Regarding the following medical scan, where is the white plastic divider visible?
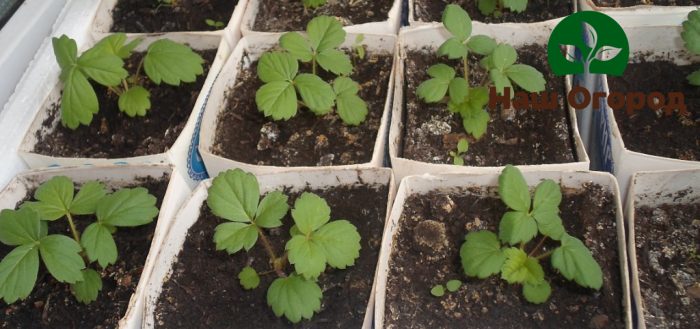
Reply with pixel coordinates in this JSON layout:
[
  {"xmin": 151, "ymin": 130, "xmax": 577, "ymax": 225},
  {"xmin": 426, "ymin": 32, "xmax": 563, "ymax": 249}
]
[
  {"xmin": 240, "ymin": 0, "xmax": 402, "ymax": 36},
  {"xmin": 625, "ymin": 168, "xmax": 700, "ymax": 329},
  {"xmin": 141, "ymin": 168, "xmax": 396, "ymax": 328},
  {"xmin": 374, "ymin": 170, "xmax": 632, "ymax": 329},
  {"xmin": 596, "ymin": 22, "xmax": 700, "ymax": 201},
  {"xmin": 0, "ymin": 164, "xmax": 192, "ymax": 329},
  {"xmin": 408, "ymin": 0, "xmax": 577, "ymax": 27},
  {"xmin": 579, "ymin": 0, "xmax": 695, "ymax": 26},
  {"xmin": 198, "ymin": 33, "xmax": 397, "ymax": 177},
  {"xmin": 389, "ymin": 23, "xmax": 590, "ymax": 181}
]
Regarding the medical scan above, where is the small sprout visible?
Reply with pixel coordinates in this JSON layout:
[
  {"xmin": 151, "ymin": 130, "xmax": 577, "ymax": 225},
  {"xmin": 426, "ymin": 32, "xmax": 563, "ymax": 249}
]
[
  {"xmin": 207, "ymin": 169, "xmax": 362, "ymax": 323},
  {"xmin": 682, "ymin": 9, "xmax": 700, "ymax": 86},
  {"xmin": 0, "ymin": 176, "xmax": 158, "ymax": 304},
  {"xmin": 459, "ymin": 165, "xmax": 603, "ymax": 304},
  {"xmin": 353, "ymin": 34, "xmax": 366, "ymax": 60},
  {"xmin": 430, "ymin": 284, "xmax": 445, "ymax": 297},
  {"xmin": 238, "ymin": 266, "xmax": 260, "ymax": 290},
  {"xmin": 205, "ymin": 18, "xmax": 225, "ymax": 29},
  {"xmin": 302, "ymin": 0, "xmax": 327, "ymax": 9},
  {"xmin": 449, "ymin": 138, "xmax": 469, "ymax": 165},
  {"xmin": 446, "ymin": 279, "xmax": 462, "ymax": 292},
  {"xmin": 478, "ymin": 0, "xmax": 528, "ymax": 17}
]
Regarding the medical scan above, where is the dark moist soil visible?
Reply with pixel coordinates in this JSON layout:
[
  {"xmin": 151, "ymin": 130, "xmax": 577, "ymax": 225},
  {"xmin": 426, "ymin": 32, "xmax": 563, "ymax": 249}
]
[
  {"xmin": 592, "ymin": 0, "xmax": 700, "ymax": 7},
  {"xmin": 634, "ymin": 201, "xmax": 700, "ymax": 328},
  {"xmin": 413, "ymin": 0, "xmax": 571, "ymax": 24},
  {"xmin": 0, "ymin": 175, "xmax": 170, "ymax": 329},
  {"xmin": 607, "ymin": 61, "xmax": 700, "ymax": 161},
  {"xmin": 33, "ymin": 50, "xmax": 216, "ymax": 159},
  {"xmin": 110, "ymin": 0, "xmax": 238, "ymax": 33},
  {"xmin": 402, "ymin": 44, "xmax": 577, "ymax": 166},
  {"xmin": 385, "ymin": 184, "xmax": 625, "ymax": 328},
  {"xmin": 252, "ymin": 0, "xmax": 394, "ymax": 32},
  {"xmin": 153, "ymin": 184, "xmax": 389, "ymax": 328},
  {"xmin": 212, "ymin": 51, "xmax": 392, "ymax": 167}
]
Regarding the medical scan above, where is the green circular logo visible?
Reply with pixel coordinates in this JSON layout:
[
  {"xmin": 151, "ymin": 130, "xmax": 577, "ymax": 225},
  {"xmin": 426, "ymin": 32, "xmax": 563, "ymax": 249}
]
[{"xmin": 548, "ymin": 11, "xmax": 629, "ymax": 76}]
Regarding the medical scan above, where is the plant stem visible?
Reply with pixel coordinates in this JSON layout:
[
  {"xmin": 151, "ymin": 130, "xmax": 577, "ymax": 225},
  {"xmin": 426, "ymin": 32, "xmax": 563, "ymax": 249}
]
[
  {"xmin": 256, "ymin": 226, "xmax": 287, "ymax": 277},
  {"xmin": 528, "ymin": 236, "xmax": 548, "ymax": 257},
  {"xmin": 535, "ymin": 250, "xmax": 553, "ymax": 260},
  {"xmin": 312, "ymin": 57, "xmax": 317, "ymax": 75},
  {"xmin": 108, "ymin": 86, "xmax": 123, "ymax": 96},
  {"xmin": 462, "ymin": 56, "xmax": 469, "ymax": 82},
  {"xmin": 65, "ymin": 213, "xmax": 81, "ymax": 244},
  {"xmin": 135, "ymin": 57, "xmax": 145, "ymax": 80},
  {"xmin": 122, "ymin": 79, "xmax": 129, "ymax": 92}
]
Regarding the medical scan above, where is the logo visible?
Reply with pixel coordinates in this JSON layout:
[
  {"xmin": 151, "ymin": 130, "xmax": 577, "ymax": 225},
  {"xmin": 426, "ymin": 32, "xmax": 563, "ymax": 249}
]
[{"xmin": 548, "ymin": 11, "xmax": 629, "ymax": 76}]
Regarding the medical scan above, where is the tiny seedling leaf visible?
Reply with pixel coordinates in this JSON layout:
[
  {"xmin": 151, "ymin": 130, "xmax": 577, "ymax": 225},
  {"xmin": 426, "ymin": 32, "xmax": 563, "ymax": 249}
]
[
  {"xmin": 430, "ymin": 284, "xmax": 445, "ymax": 297},
  {"xmin": 503, "ymin": 0, "xmax": 527, "ymax": 12},
  {"xmin": 214, "ymin": 222, "xmax": 259, "ymax": 254},
  {"xmin": 238, "ymin": 266, "xmax": 260, "ymax": 290},
  {"xmin": 81, "ymin": 223, "xmax": 118, "ymax": 268},
  {"xmin": 0, "ymin": 244, "xmax": 39, "ymax": 303},
  {"xmin": 71, "ymin": 269, "xmax": 103, "ymax": 304},
  {"xmin": 118, "ymin": 86, "xmax": 151, "ymax": 117},
  {"xmin": 688, "ymin": 69, "xmax": 700, "ymax": 86},
  {"xmin": 501, "ymin": 247, "xmax": 544, "ymax": 285},
  {"xmin": 291, "ymin": 193, "xmax": 331, "ymax": 235},
  {"xmin": 523, "ymin": 280, "xmax": 551, "ymax": 304},
  {"xmin": 457, "ymin": 138, "xmax": 469, "ymax": 153},
  {"xmin": 551, "ymin": 234, "xmax": 603, "ymax": 289},
  {"xmin": 498, "ymin": 165, "xmax": 531, "ymax": 212},
  {"xmin": 460, "ymin": 98, "xmax": 490, "ymax": 139},
  {"xmin": 446, "ymin": 280, "xmax": 462, "ymax": 292},
  {"xmin": 39, "ymin": 235, "xmax": 85, "ymax": 283},
  {"xmin": 207, "ymin": 169, "xmax": 260, "ymax": 223},
  {"xmin": 267, "ymin": 274, "xmax": 322, "ymax": 323},
  {"xmin": 682, "ymin": 10, "xmax": 700, "ymax": 55},
  {"xmin": 96, "ymin": 188, "xmax": 158, "ymax": 227},
  {"xmin": 478, "ymin": 0, "xmax": 497, "ymax": 15},
  {"xmin": 460, "ymin": 230, "xmax": 506, "ymax": 278},
  {"xmin": 144, "ymin": 39, "xmax": 204, "ymax": 85}
]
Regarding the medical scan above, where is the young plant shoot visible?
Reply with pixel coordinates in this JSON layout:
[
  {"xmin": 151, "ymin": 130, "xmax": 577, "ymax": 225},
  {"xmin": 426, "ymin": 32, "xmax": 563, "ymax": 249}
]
[
  {"xmin": 682, "ymin": 9, "xmax": 700, "ymax": 86},
  {"xmin": 450, "ymin": 138, "xmax": 469, "ymax": 165},
  {"xmin": 302, "ymin": 0, "xmax": 327, "ymax": 9},
  {"xmin": 460, "ymin": 165, "xmax": 603, "ymax": 303},
  {"xmin": 256, "ymin": 16, "xmax": 368, "ymax": 125},
  {"xmin": 0, "ymin": 176, "xmax": 159, "ymax": 304},
  {"xmin": 417, "ymin": 5, "xmax": 545, "ymax": 145},
  {"xmin": 478, "ymin": 0, "xmax": 528, "ymax": 17},
  {"xmin": 52, "ymin": 33, "xmax": 204, "ymax": 129},
  {"xmin": 206, "ymin": 169, "xmax": 361, "ymax": 323}
]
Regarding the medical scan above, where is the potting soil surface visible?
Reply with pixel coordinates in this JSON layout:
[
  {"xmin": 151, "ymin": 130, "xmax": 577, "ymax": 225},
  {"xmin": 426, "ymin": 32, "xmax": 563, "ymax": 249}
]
[
  {"xmin": 110, "ymin": 0, "xmax": 238, "ymax": 32},
  {"xmin": 592, "ymin": 0, "xmax": 700, "ymax": 7},
  {"xmin": 413, "ymin": 0, "xmax": 571, "ymax": 24}
]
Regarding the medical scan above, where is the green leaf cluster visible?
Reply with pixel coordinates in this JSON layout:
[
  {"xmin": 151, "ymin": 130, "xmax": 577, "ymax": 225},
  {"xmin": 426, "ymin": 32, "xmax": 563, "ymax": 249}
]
[
  {"xmin": 449, "ymin": 138, "xmax": 469, "ymax": 165},
  {"xmin": 206, "ymin": 169, "xmax": 362, "ymax": 323},
  {"xmin": 416, "ymin": 4, "xmax": 545, "ymax": 147},
  {"xmin": 478, "ymin": 0, "xmax": 528, "ymax": 17},
  {"xmin": 302, "ymin": 0, "xmax": 327, "ymax": 9},
  {"xmin": 682, "ymin": 9, "xmax": 700, "ymax": 85},
  {"xmin": 0, "ymin": 176, "xmax": 159, "ymax": 304},
  {"xmin": 52, "ymin": 34, "xmax": 204, "ymax": 129},
  {"xmin": 459, "ymin": 165, "xmax": 603, "ymax": 304},
  {"xmin": 256, "ymin": 16, "xmax": 368, "ymax": 125}
]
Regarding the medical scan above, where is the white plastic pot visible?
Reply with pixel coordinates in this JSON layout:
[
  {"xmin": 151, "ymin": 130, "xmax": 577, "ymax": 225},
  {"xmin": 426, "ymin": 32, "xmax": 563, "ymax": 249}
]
[
  {"xmin": 594, "ymin": 23, "xmax": 700, "ymax": 201},
  {"xmin": 198, "ymin": 33, "xmax": 397, "ymax": 177},
  {"xmin": 141, "ymin": 168, "xmax": 396, "ymax": 328},
  {"xmin": 580, "ymin": 0, "xmax": 695, "ymax": 26},
  {"xmin": 240, "ymin": 0, "xmax": 402, "ymax": 36},
  {"xmin": 389, "ymin": 24, "xmax": 590, "ymax": 181},
  {"xmin": 408, "ymin": 0, "xmax": 576, "ymax": 26},
  {"xmin": 625, "ymin": 168, "xmax": 700, "ymax": 329},
  {"xmin": 374, "ymin": 170, "xmax": 632, "ymax": 328},
  {"xmin": 0, "ymin": 164, "xmax": 192, "ymax": 329}
]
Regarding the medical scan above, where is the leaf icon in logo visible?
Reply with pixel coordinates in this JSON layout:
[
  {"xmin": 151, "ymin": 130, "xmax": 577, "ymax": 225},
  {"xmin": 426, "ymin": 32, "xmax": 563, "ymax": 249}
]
[
  {"xmin": 594, "ymin": 46, "xmax": 622, "ymax": 61},
  {"xmin": 560, "ymin": 44, "xmax": 578, "ymax": 62},
  {"xmin": 583, "ymin": 22, "xmax": 597, "ymax": 49}
]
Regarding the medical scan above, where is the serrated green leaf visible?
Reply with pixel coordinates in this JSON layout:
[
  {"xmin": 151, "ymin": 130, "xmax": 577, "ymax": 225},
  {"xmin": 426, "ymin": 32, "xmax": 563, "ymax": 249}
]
[
  {"xmin": 460, "ymin": 101, "xmax": 490, "ymax": 139},
  {"xmin": 267, "ymin": 274, "xmax": 322, "ymax": 323},
  {"xmin": 478, "ymin": 0, "xmax": 497, "ymax": 15},
  {"xmin": 118, "ymin": 86, "xmax": 151, "ymax": 117},
  {"xmin": 438, "ymin": 37, "xmax": 468, "ymax": 59},
  {"xmin": 460, "ymin": 231, "xmax": 505, "ymax": 278},
  {"xmin": 503, "ymin": 0, "xmax": 528, "ymax": 12},
  {"xmin": 307, "ymin": 16, "xmax": 345, "ymax": 52},
  {"xmin": 688, "ymin": 69, "xmax": 700, "ymax": 86},
  {"xmin": 213, "ymin": 222, "xmax": 259, "ymax": 254},
  {"xmin": 499, "ymin": 211, "xmax": 537, "ymax": 245},
  {"xmin": 430, "ymin": 284, "xmax": 445, "ymax": 297},
  {"xmin": 453, "ymin": 155, "xmax": 464, "ymax": 166},
  {"xmin": 254, "ymin": 191, "xmax": 288, "ymax": 228},
  {"xmin": 70, "ymin": 181, "xmax": 107, "ymax": 215},
  {"xmin": 682, "ymin": 10, "xmax": 700, "ymax": 54},
  {"xmin": 0, "ymin": 208, "xmax": 44, "ymax": 246},
  {"xmin": 286, "ymin": 235, "xmax": 326, "ymax": 280},
  {"xmin": 490, "ymin": 68, "xmax": 512, "ymax": 96},
  {"xmin": 144, "ymin": 39, "xmax": 204, "ymax": 85},
  {"xmin": 506, "ymin": 64, "xmax": 546, "ymax": 93},
  {"xmin": 256, "ymin": 81, "xmax": 298, "ymax": 120},
  {"xmin": 334, "ymin": 77, "xmax": 367, "ymax": 125},
  {"xmin": 71, "ymin": 268, "xmax": 102, "ymax": 304},
  {"xmin": 258, "ymin": 52, "xmax": 299, "ymax": 83},
  {"xmin": 280, "ymin": 32, "xmax": 313, "ymax": 62},
  {"xmin": 60, "ymin": 67, "xmax": 98, "ymax": 129},
  {"xmin": 0, "ymin": 244, "xmax": 39, "ymax": 303},
  {"xmin": 467, "ymin": 35, "xmax": 497, "ymax": 55},
  {"xmin": 501, "ymin": 247, "xmax": 544, "ymax": 285},
  {"xmin": 39, "ymin": 235, "xmax": 85, "ymax": 283},
  {"xmin": 238, "ymin": 266, "xmax": 260, "ymax": 290},
  {"xmin": 532, "ymin": 208, "xmax": 565, "ymax": 240},
  {"xmin": 457, "ymin": 138, "xmax": 468, "ymax": 153},
  {"xmin": 449, "ymin": 77, "xmax": 469, "ymax": 103},
  {"xmin": 492, "ymin": 44, "xmax": 517, "ymax": 71},
  {"xmin": 313, "ymin": 220, "xmax": 360, "ymax": 269},
  {"xmin": 446, "ymin": 279, "xmax": 462, "ymax": 292},
  {"xmin": 81, "ymin": 223, "xmax": 117, "ymax": 268},
  {"xmin": 551, "ymin": 234, "xmax": 603, "ymax": 289},
  {"xmin": 92, "ymin": 34, "xmax": 142, "ymax": 59},
  {"xmin": 333, "ymin": 76, "xmax": 359, "ymax": 95},
  {"xmin": 76, "ymin": 47, "xmax": 128, "ymax": 87},
  {"xmin": 294, "ymin": 74, "xmax": 335, "ymax": 115},
  {"xmin": 53, "ymin": 35, "xmax": 78, "ymax": 72},
  {"xmin": 417, "ymin": 64, "xmax": 455, "ymax": 103},
  {"xmin": 291, "ymin": 193, "xmax": 331, "ymax": 235},
  {"xmin": 96, "ymin": 188, "xmax": 158, "ymax": 227},
  {"xmin": 498, "ymin": 165, "xmax": 531, "ymax": 212},
  {"xmin": 532, "ymin": 180, "xmax": 561, "ymax": 211},
  {"xmin": 32, "ymin": 176, "xmax": 74, "ymax": 221},
  {"xmin": 428, "ymin": 63, "xmax": 456, "ymax": 80},
  {"xmin": 303, "ymin": 0, "xmax": 327, "ymax": 8},
  {"xmin": 317, "ymin": 49, "xmax": 352, "ymax": 75},
  {"xmin": 442, "ymin": 4, "xmax": 472, "ymax": 40},
  {"xmin": 523, "ymin": 280, "xmax": 551, "ymax": 304},
  {"xmin": 207, "ymin": 169, "xmax": 260, "ymax": 223}
]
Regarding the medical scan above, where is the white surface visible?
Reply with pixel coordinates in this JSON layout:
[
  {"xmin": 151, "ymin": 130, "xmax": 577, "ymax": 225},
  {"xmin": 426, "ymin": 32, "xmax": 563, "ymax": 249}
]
[
  {"xmin": 408, "ymin": 0, "xmax": 577, "ymax": 26},
  {"xmin": 199, "ymin": 32, "xmax": 396, "ymax": 177},
  {"xmin": 142, "ymin": 168, "xmax": 396, "ymax": 328},
  {"xmin": 389, "ymin": 23, "xmax": 590, "ymax": 181},
  {"xmin": 580, "ymin": 0, "xmax": 695, "ymax": 26},
  {"xmin": 374, "ymin": 170, "xmax": 632, "ymax": 329}
]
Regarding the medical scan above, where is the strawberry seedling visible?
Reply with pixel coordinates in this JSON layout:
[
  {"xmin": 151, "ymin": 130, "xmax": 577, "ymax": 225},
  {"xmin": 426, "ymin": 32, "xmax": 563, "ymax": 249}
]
[
  {"xmin": 682, "ymin": 9, "xmax": 700, "ymax": 86},
  {"xmin": 449, "ymin": 138, "xmax": 469, "ymax": 165},
  {"xmin": 478, "ymin": 0, "xmax": 528, "ymax": 17}
]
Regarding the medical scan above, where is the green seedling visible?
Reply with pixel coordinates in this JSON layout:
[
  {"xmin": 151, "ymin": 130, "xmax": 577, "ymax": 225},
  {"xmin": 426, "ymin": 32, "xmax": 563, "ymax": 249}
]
[
  {"xmin": 477, "ymin": 0, "xmax": 528, "ymax": 17},
  {"xmin": 353, "ymin": 34, "xmax": 366, "ymax": 60},
  {"xmin": 459, "ymin": 165, "xmax": 603, "ymax": 303},
  {"xmin": 682, "ymin": 9, "xmax": 700, "ymax": 86},
  {"xmin": 256, "ymin": 16, "xmax": 368, "ymax": 125},
  {"xmin": 0, "ymin": 176, "xmax": 159, "ymax": 304},
  {"xmin": 205, "ymin": 18, "xmax": 225, "ymax": 29},
  {"xmin": 207, "ymin": 169, "xmax": 361, "ymax": 323},
  {"xmin": 417, "ymin": 4, "xmax": 545, "ymax": 143},
  {"xmin": 449, "ymin": 138, "xmax": 469, "ymax": 165},
  {"xmin": 52, "ymin": 33, "xmax": 204, "ymax": 129},
  {"xmin": 430, "ymin": 279, "xmax": 462, "ymax": 297},
  {"xmin": 302, "ymin": 0, "xmax": 327, "ymax": 9}
]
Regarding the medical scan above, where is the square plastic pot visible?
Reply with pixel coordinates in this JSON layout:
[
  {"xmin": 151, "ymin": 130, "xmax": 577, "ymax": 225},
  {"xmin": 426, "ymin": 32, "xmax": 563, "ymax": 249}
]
[{"xmin": 580, "ymin": 0, "xmax": 696, "ymax": 26}]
